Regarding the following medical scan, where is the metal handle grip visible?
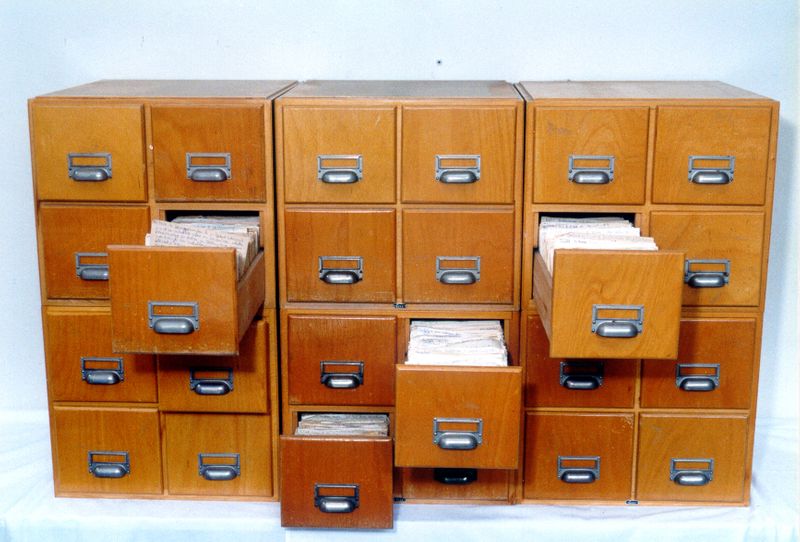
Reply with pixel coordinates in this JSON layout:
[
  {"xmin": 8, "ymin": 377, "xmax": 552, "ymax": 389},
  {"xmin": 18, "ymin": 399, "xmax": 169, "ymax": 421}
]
[
  {"xmin": 320, "ymin": 361, "xmax": 364, "ymax": 389},
  {"xmin": 81, "ymin": 357, "xmax": 124, "ymax": 385},
  {"xmin": 148, "ymin": 301, "xmax": 199, "ymax": 335},
  {"xmin": 569, "ymin": 155, "xmax": 614, "ymax": 185},
  {"xmin": 685, "ymin": 259, "xmax": 730, "ymax": 289},
  {"xmin": 314, "ymin": 484, "xmax": 359, "ymax": 514},
  {"xmin": 190, "ymin": 169, "xmax": 228, "ymax": 182},
  {"xmin": 68, "ymin": 153, "xmax": 112, "ymax": 182},
  {"xmin": 592, "ymin": 305, "xmax": 643, "ymax": 338},
  {"xmin": 88, "ymin": 451, "xmax": 129, "ymax": 479},
  {"xmin": 438, "ymin": 271, "xmax": 478, "ymax": 285},
  {"xmin": 671, "ymin": 458, "xmax": 714, "ymax": 486},
  {"xmin": 318, "ymin": 256, "xmax": 363, "ymax": 285},
  {"xmin": 434, "ymin": 468, "xmax": 477, "ymax": 485},
  {"xmin": 433, "ymin": 418, "xmax": 483, "ymax": 451},
  {"xmin": 75, "ymin": 252, "xmax": 109, "ymax": 281},
  {"xmin": 688, "ymin": 155, "xmax": 734, "ymax": 185},
  {"xmin": 321, "ymin": 171, "xmax": 359, "ymax": 184},
  {"xmin": 186, "ymin": 153, "xmax": 231, "ymax": 182},
  {"xmin": 436, "ymin": 155, "xmax": 481, "ymax": 184},
  {"xmin": 560, "ymin": 361, "xmax": 604, "ymax": 390},
  {"xmin": 676, "ymin": 364, "xmax": 720, "ymax": 392},
  {"xmin": 190, "ymin": 368, "xmax": 234, "ymax": 396},
  {"xmin": 558, "ymin": 456, "xmax": 600, "ymax": 484},
  {"xmin": 317, "ymin": 155, "xmax": 363, "ymax": 184},
  {"xmin": 198, "ymin": 453, "xmax": 240, "ymax": 481},
  {"xmin": 436, "ymin": 256, "xmax": 480, "ymax": 285}
]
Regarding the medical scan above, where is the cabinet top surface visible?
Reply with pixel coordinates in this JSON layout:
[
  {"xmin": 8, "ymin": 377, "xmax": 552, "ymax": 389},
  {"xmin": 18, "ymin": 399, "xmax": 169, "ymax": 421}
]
[
  {"xmin": 518, "ymin": 81, "xmax": 772, "ymax": 101},
  {"xmin": 280, "ymin": 80, "xmax": 521, "ymax": 99},
  {"xmin": 37, "ymin": 80, "xmax": 297, "ymax": 99}
]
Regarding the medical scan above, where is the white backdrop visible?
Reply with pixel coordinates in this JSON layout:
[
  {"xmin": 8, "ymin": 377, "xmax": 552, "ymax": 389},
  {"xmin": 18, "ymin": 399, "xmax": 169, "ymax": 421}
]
[{"xmin": 0, "ymin": 1, "xmax": 796, "ymax": 426}]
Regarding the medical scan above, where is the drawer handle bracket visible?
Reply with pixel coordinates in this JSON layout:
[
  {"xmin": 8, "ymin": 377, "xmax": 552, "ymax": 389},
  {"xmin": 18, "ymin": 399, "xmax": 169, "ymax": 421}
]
[
  {"xmin": 671, "ymin": 458, "xmax": 714, "ymax": 486},
  {"xmin": 190, "ymin": 368, "xmax": 234, "ymax": 395},
  {"xmin": 560, "ymin": 360, "xmax": 604, "ymax": 390},
  {"xmin": 148, "ymin": 301, "xmax": 199, "ymax": 335},
  {"xmin": 433, "ymin": 467, "xmax": 478, "ymax": 485},
  {"xmin": 186, "ymin": 152, "xmax": 231, "ymax": 182},
  {"xmin": 318, "ymin": 256, "xmax": 363, "ymax": 285},
  {"xmin": 320, "ymin": 361, "xmax": 364, "ymax": 389},
  {"xmin": 568, "ymin": 155, "xmax": 614, "ymax": 185},
  {"xmin": 433, "ymin": 417, "xmax": 483, "ymax": 450},
  {"xmin": 435, "ymin": 154, "xmax": 481, "ymax": 184},
  {"xmin": 684, "ymin": 259, "xmax": 730, "ymax": 288},
  {"xmin": 558, "ymin": 456, "xmax": 600, "ymax": 484},
  {"xmin": 436, "ymin": 256, "xmax": 480, "ymax": 285},
  {"xmin": 591, "ymin": 304, "xmax": 643, "ymax": 338},
  {"xmin": 88, "ymin": 450, "xmax": 129, "ymax": 479},
  {"xmin": 68, "ymin": 152, "xmax": 112, "ymax": 182},
  {"xmin": 317, "ymin": 154, "xmax": 363, "ymax": 184},
  {"xmin": 75, "ymin": 252, "xmax": 109, "ymax": 281},
  {"xmin": 81, "ymin": 357, "xmax": 124, "ymax": 385},
  {"xmin": 314, "ymin": 483, "xmax": 359, "ymax": 514},
  {"xmin": 676, "ymin": 364, "xmax": 720, "ymax": 392},
  {"xmin": 198, "ymin": 453, "xmax": 240, "ymax": 481},
  {"xmin": 688, "ymin": 155, "xmax": 734, "ymax": 185}
]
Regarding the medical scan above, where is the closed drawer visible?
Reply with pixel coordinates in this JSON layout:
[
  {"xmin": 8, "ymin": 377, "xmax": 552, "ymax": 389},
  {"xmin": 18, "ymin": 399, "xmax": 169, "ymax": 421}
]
[
  {"xmin": 400, "ymin": 468, "xmax": 510, "ymax": 501},
  {"xmin": 287, "ymin": 315, "xmax": 396, "ymax": 406},
  {"xmin": 281, "ymin": 106, "xmax": 396, "ymax": 203},
  {"xmin": 52, "ymin": 406, "xmax": 162, "ymax": 495},
  {"xmin": 284, "ymin": 209, "xmax": 396, "ymax": 303},
  {"xmin": 524, "ymin": 314, "xmax": 635, "ymax": 408},
  {"xmin": 109, "ymin": 246, "xmax": 265, "ymax": 355},
  {"xmin": 151, "ymin": 105, "xmax": 266, "ymax": 202},
  {"xmin": 401, "ymin": 106, "xmax": 517, "ymax": 204},
  {"xmin": 641, "ymin": 318, "xmax": 756, "ymax": 410},
  {"xmin": 158, "ymin": 320, "xmax": 269, "ymax": 413},
  {"xmin": 532, "ymin": 107, "xmax": 648, "ymax": 204},
  {"xmin": 395, "ymin": 365, "xmax": 521, "ymax": 469},
  {"xmin": 650, "ymin": 212, "xmax": 765, "ymax": 307},
  {"xmin": 30, "ymin": 103, "xmax": 146, "ymax": 202},
  {"xmin": 523, "ymin": 413, "xmax": 633, "ymax": 501},
  {"xmin": 402, "ymin": 209, "xmax": 515, "ymax": 304},
  {"xmin": 653, "ymin": 106, "xmax": 772, "ymax": 205},
  {"xmin": 164, "ymin": 413, "xmax": 272, "ymax": 497},
  {"xmin": 39, "ymin": 205, "xmax": 149, "ymax": 299},
  {"xmin": 281, "ymin": 436, "xmax": 393, "ymax": 529},
  {"xmin": 636, "ymin": 414, "xmax": 748, "ymax": 503},
  {"xmin": 532, "ymin": 249, "xmax": 683, "ymax": 359},
  {"xmin": 44, "ymin": 307, "xmax": 156, "ymax": 403}
]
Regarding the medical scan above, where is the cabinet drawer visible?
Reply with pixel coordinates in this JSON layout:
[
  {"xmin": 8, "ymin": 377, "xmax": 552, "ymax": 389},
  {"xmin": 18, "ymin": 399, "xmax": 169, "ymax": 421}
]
[
  {"xmin": 30, "ymin": 103, "xmax": 146, "ymax": 202},
  {"xmin": 401, "ymin": 106, "xmax": 517, "ymax": 204},
  {"xmin": 151, "ymin": 105, "xmax": 266, "ymax": 202},
  {"xmin": 653, "ymin": 106, "xmax": 772, "ymax": 204},
  {"xmin": 650, "ymin": 212, "xmax": 765, "ymax": 307},
  {"xmin": 39, "ymin": 205, "xmax": 149, "ymax": 299},
  {"xmin": 287, "ymin": 315, "xmax": 396, "ymax": 406},
  {"xmin": 524, "ymin": 314, "xmax": 635, "ymax": 408},
  {"xmin": 523, "ymin": 413, "xmax": 633, "ymax": 501},
  {"xmin": 636, "ymin": 414, "xmax": 748, "ymax": 503},
  {"xmin": 284, "ymin": 209, "xmax": 396, "ymax": 303},
  {"xmin": 281, "ymin": 106, "xmax": 396, "ymax": 203},
  {"xmin": 281, "ymin": 436, "xmax": 393, "ymax": 529},
  {"xmin": 402, "ymin": 210, "xmax": 515, "ymax": 304},
  {"xmin": 158, "ymin": 320, "xmax": 269, "ymax": 413},
  {"xmin": 52, "ymin": 406, "xmax": 162, "ymax": 495},
  {"xmin": 395, "ymin": 365, "xmax": 521, "ymax": 469},
  {"xmin": 109, "ymin": 246, "xmax": 265, "ymax": 355},
  {"xmin": 164, "ymin": 413, "xmax": 272, "ymax": 497},
  {"xmin": 641, "ymin": 318, "xmax": 756, "ymax": 410},
  {"xmin": 532, "ymin": 249, "xmax": 683, "ymax": 359},
  {"xmin": 44, "ymin": 307, "xmax": 156, "ymax": 403},
  {"xmin": 532, "ymin": 107, "xmax": 648, "ymax": 204},
  {"xmin": 400, "ymin": 468, "xmax": 510, "ymax": 501}
]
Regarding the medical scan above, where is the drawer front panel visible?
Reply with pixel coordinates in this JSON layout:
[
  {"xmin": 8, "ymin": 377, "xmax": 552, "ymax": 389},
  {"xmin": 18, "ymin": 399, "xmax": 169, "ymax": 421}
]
[
  {"xmin": 653, "ymin": 106, "xmax": 772, "ymax": 204},
  {"xmin": 650, "ymin": 212, "xmax": 765, "ymax": 307},
  {"xmin": 524, "ymin": 314, "xmax": 635, "ymax": 408},
  {"xmin": 158, "ymin": 320, "xmax": 269, "ymax": 413},
  {"xmin": 395, "ymin": 365, "xmax": 521, "ymax": 469},
  {"xmin": 401, "ymin": 106, "xmax": 517, "ymax": 204},
  {"xmin": 151, "ymin": 105, "xmax": 266, "ymax": 202},
  {"xmin": 636, "ymin": 414, "xmax": 748, "ymax": 503},
  {"xmin": 641, "ymin": 318, "xmax": 756, "ymax": 409},
  {"xmin": 287, "ymin": 315, "xmax": 396, "ymax": 406},
  {"xmin": 402, "ymin": 210, "xmax": 515, "ymax": 304},
  {"xmin": 53, "ymin": 406, "xmax": 161, "ymax": 495},
  {"xmin": 523, "ymin": 413, "xmax": 633, "ymax": 501},
  {"xmin": 39, "ymin": 205, "xmax": 149, "ymax": 299},
  {"xmin": 281, "ymin": 436, "xmax": 393, "ymax": 529},
  {"xmin": 164, "ymin": 413, "xmax": 272, "ymax": 497},
  {"xmin": 31, "ymin": 103, "xmax": 146, "ymax": 202},
  {"xmin": 400, "ymin": 468, "xmax": 510, "ymax": 501},
  {"xmin": 532, "ymin": 107, "xmax": 649, "ymax": 204},
  {"xmin": 282, "ymin": 106, "xmax": 396, "ymax": 203},
  {"xmin": 45, "ymin": 308, "xmax": 156, "ymax": 403},
  {"xmin": 284, "ymin": 209, "xmax": 396, "ymax": 303}
]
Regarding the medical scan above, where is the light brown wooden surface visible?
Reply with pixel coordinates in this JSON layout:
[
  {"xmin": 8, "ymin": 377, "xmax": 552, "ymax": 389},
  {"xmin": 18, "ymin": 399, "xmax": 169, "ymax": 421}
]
[
  {"xmin": 164, "ymin": 413, "xmax": 272, "ymax": 497},
  {"xmin": 400, "ymin": 468, "xmax": 510, "ymax": 501},
  {"xmin": 518, "ymin": 81, "xmax": 771, "ymax": 101},
  {"xmin": 40, "ymin": 80, "xmax": 295, "ymax": 98},
  {"xmin": 280, "ymin": 436, "xmax": 394, "ymax": 529},
  {"xmin": 158, "ymin": 320, "xmax": 269, "ymax": 413},
  {"xmin": 281, "ymin": 80, "xmax": 520, "ymax": 99}
]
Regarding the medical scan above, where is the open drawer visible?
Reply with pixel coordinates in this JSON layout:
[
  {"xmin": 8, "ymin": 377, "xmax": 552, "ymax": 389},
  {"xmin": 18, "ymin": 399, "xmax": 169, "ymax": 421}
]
[
  {"xmin": 108, "ymin": 246, "xmax": 264, "ymax": 355},
  {"xmin": 532, "ymin": 249, "xmax": 683, "ymax": 359}
]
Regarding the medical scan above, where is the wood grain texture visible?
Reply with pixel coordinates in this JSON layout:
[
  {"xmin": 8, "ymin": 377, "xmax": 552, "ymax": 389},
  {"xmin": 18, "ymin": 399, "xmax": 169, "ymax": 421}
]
[
  {"xmin": 519, "ymin": 81, "xmax": 770, "ymax": 101},
  {"xmin": 39, "ymin": 80, "xmax": 295, "ymax": 98},
  {"xmin": 281, "ymin": 80, "xmax": 520, "ymax": 99},
  {"xmin": 400, "ymin": 468, "xmax": 510, "ymax": 501}
]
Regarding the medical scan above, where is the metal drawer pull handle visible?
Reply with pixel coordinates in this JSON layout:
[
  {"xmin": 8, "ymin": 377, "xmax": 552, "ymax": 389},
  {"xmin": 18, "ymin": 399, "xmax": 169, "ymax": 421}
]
[
  {"xmin": 186, "ymin": 152, "xmax": 231, "ymax": 182},
  {"xmin": 436, "ymin": 256, "xmax": 481, "ymax": 285},
  {"xmin": 435, "ymin": 154, "xmax": 481, "ymax": 184},
  {"xmin": 558, "ymin": 456, "xmax": 600, "ymax": 484},
  {"xmin": 568, "ymin": 155, "xmax": 614, "ymax": 185},
  {"xmin": 434, "ymin": 468, "xmax": 477, "ymax": 485},
  {"xmin": 148, "ymin": 301, "xmax": 199, "ymax": 335},
  {"xmin": 592, "ymin": 304, "xmax": 644, "ymax": 338},
  {"xmin": 75, "ymin": 252, "xmax": 109, "ymax": 281},
  {"xmin": 688, "ymin": 155, "xmax": 734, "ymax": 185},
  {"xmin": 320, "ymin": 361, "xmax": 364, "ymax": 389},
  {"xmin": 433, "ymin": 417, "xmax": 483, "ymax": 450},
  {"xmin": 190, "ymin": 368, "xmax": 233, "ymax": 395},
  {"xmin": 88, "ymin": 451, "xmax": 129, "ymax": 479},
  {"xmin": 314, "ymin": 483, "xmax": 359, "ymax": 514},
  {"xmin": 318, "ymin": 256, "xmax": 363, "ymax": 285},
  {"xmin": 317, "ymin": 154, "xmax": 363, "ymax": 184},
  {"xmin": 81, "ymin": 357, "xmax": 124, "ymax": 385},
  {"xmin": 68, "ymin": 152, "xmax": 112, "ymax": 182},
  {"xmin": 676, "ymin": 364, "xmax": 720, "ymax": 392},
  {"xmin": 671, "ymin": 458, "xmax": 714, "ymax": 486},
  {"xmin": 684, "ymin": 259, "xmax": 730, "ymax": 289},
  {"xmin": 560, "ymin": 360, "xmax": 604, "ymax": 390},
  {"xmin": 198, "ymin": 453, "xmax": 240, "ymax": 481}
]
